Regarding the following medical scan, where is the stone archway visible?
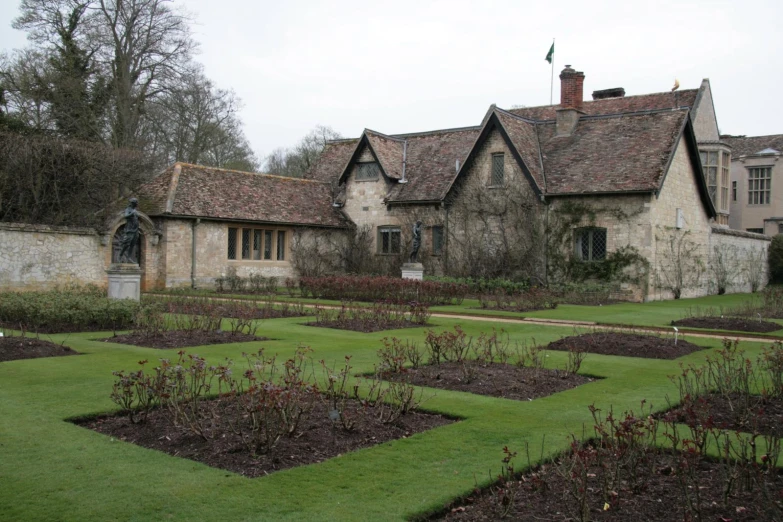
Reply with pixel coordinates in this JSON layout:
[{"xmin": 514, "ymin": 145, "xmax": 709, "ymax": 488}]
[{"xmin": 103, "ymin": 209, "xmax": 162, "ymax": 291}]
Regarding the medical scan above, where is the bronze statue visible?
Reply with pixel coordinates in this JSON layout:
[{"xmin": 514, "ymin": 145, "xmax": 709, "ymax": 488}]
[
  {"xmin": 118, "ymin": 198, "xmax": 140, "ymax": 263},
  {"xmin": 409, "ymin": 220, "xmax": 422, "ymax": 263}
]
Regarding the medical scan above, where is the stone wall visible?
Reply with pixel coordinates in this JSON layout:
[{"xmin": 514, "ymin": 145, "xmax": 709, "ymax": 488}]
[
  {"xmin": 708, "ymin": 227, "xmax": 770, "ymax": 294},
  {"xmin": 157, "ymin": 219, "xmax": 298, "ymax": 289},
  {"xmin": 0, "ymin": 222, "xmax": 106, "ymax": 291},
  {"xmin": 647, "ymin": 137, "xmax": 714, "ymax": 300}
]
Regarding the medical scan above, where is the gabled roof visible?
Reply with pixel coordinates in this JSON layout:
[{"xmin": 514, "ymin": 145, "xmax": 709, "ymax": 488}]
[
  {"xmin": 307, "ymin": 139, "xmax": 358, "ymax": 183},
  {"xmin": 386, "ymin": 127, "xmax": 480, "ymax": 202},
  {"xmin": 538, "ymin": 109, "xmax": 690, "ymax": 195},
  {"xmin": 313, "ymin": 82, "xmax": 715, "ymax": 217},
  {"xmin": 507, "ymin": 89, "xmax": 699, "ymax": 121},
  {"xmin": 136, "ymin": 163, "xmax": 351, "ymax": 228},
  {"xmin": 721, "ymin": 134, "xmax": 783, "ymax": 158}
]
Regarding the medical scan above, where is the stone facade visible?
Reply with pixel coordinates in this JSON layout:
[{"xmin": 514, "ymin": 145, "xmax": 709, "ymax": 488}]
[
  {"xmin": 728, "ymin": 146, "xmax": 783, "ymax": 235},
  {"xmin": 0, "ymin": 223, "xmax": 106, "ymax": 291}
]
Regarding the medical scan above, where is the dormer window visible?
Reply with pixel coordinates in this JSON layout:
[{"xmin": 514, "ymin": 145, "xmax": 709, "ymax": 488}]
[
  {"xmin": 355, "ymin": 162, "xmax": 380, "ymax": 181},
  {"xmin": 490, "ymin": 153, "xmax": 504, "ymax": 186}
]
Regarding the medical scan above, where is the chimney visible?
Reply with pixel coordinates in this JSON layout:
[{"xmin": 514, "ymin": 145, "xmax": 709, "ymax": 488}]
[
  {"xmin": 556, "ymin": 65, "xmax": 585, "ymax": 137},
  {"xmin": 592, "ymin": 87, "xmax": 625, "ymax": 100},
  {"xmin": 559, "ymin": 65, "xmax": 584, "ymax": 110}
]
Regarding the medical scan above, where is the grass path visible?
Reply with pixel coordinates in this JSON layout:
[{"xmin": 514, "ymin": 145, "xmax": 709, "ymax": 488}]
[{"xmin": 0, "ymin": 308, "xmax": 778, "ymax": 521}]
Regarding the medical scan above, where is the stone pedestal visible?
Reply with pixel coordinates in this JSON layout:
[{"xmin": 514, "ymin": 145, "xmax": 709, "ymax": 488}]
[
  {"xmin": 401, "ymin": 262, "xmax": 424, "ymax": 281},
  {"xmin": 106, "ymin": 263, "xmax": 142, "ymax": 301}
]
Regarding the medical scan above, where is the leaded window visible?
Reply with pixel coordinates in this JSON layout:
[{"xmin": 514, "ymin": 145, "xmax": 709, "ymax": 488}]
[
  {"xmin": 228, "ymin": 228, "xmax": 238, "ymax": 259},
  {"xmin": 378, "ymin": 226, "xmax": 401, "ymax": 254},
  {"xmin": 277, "ymin": 230, "xmax": 286, "ymax": 261},
  {"xmin": 700, "ymin": 150, "xmax": 718, "ymax": 205},
  {"xmin": 748, "ymin": 167, "xmax": 772, "ymax": 205},
  {"xmin": 226, "ymin": 227, "xmax": 287, "ymax": 261},
  {"xmin": 431, "ymin": 225, "xmax": 444, "ymax": 255},
  {"xmin": 355, "ymin": 162, "xmax": 381, "ymax": 181},
  {"xmin": 574, "ymin": 227, "xmax": 607, "ymax": 262},
  {"xmin": 720, "ymin": 152, "xmax": 730, "ymax": 210},
  {"xmin": 490, "ymin": 153, "xmax": 504, "ymax": 186}
]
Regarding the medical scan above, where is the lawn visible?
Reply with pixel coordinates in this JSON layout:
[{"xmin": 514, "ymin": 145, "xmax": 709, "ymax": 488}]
[{"xmin": 0, "ymin": 313, "xmax": 775, "ymax": 521}]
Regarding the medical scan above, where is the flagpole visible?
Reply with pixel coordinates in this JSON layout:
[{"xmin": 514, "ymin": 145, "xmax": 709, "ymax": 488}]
[{"xmin": 550, "ymin": 38, "xmax": 555, "ymax": 105}]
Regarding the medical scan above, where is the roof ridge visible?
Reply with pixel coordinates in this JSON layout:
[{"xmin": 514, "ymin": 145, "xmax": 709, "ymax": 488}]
[
  {"xmin": 364, "ymin": 129, "xmax": 406, "ymax": 142},
  {"xmin": 389, "ymin": 125, "xmax": 481, "ymax": 139},
  {"xmin": 721, "ymin": 133, "xmax": 783, "ymax": 140},
  {"xmin": 493, "ymin": 106, "xmax": 540, "ymax": 124},
  {"xmin": 175, "ymin": 162, "xmax": 330, "ymax": 184},
  {"xmin": 509, "ymin": 87, "xmax": 700, "ymax": 114},
  {"xmin": 533, "ymin": 106, "xmax": 690, "ymax": 125}
]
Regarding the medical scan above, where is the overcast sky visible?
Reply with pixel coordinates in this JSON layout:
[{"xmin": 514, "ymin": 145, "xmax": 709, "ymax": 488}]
[{"xmin": 2, "ymin": 0, "xmax": 781, "ymax": 164}]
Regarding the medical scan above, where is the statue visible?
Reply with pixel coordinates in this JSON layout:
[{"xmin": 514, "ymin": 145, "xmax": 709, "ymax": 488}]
[
  {"xmin": 118, "ymin": 198, "xmax": 140, "ymax": 264},
  {"xmin": 409, "ymin": 220, "xmax": 422, "ymax": 263}
]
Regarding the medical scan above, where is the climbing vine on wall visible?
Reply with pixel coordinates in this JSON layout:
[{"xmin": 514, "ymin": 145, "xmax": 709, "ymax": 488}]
[{"xmin": 545, "ymin": 200, "xmax": 649, "ymax": 288}]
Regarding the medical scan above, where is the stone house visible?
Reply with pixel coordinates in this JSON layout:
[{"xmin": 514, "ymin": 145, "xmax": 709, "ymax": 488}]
[
  {"xmin": 306, "ymin": 66, "xmax": 769, "ymax": 300},
  {"xmin": 723, "ymin": 134, "xmax": 783, "ymax": 236},
  {"xmin": 0, "ymin": 66, "xmax": 770, "ymax": 298}
]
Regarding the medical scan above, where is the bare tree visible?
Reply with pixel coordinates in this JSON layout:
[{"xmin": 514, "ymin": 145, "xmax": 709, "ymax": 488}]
[
  {"xmin": 709, "ymin": 244, "xmax": 739, "ymax": 295},
  {"xmin": 264, "ymin": 125, "xmax": 341, "ymax": 177},
  {"xmin": 145, "ymin": 65, "xmax": 257, "ymax": 170},
  {"xmin": 95, "ymin": 0, "xmax": 195, "ymax": 149}
]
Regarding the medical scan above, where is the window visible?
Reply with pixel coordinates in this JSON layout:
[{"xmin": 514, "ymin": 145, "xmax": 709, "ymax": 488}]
[
  {"xmin": 241, "ymin": 229, "xmax": 251, "ymax": 259},
  {"xmin": 264, "ymin": 230, "xmax": 273, "ymax": 260},
  {"xmin": 378, "ymin": 226, "xmax": 401, "ymax": 254},
  {"xmin": 747, "ymin": 228, "xmax": 764, "ymax": 234},
  {"xmin": 431, "ymin": 225, "xmax": 444, "ymax": 255},
  {"xmin": 700, "ymin": 151, "xmax": 718, "ymax": 205},
  {"xmin": 226, "ymin": 227, "xmax": 287, "ymax": 261},
  {"xmin": 732, "ymin": 181, "xmax": 737, "ymax": 202},
  {"xmin": 490, "ymin": 153, "xmax": 504, "ymax": 186},
  {"xmin": 574, "ymin": 227, "xmax": 607, "ymax": 261},
  {"xmin": 720, "ymin": 152, "xmax": 730, "ymax": 210},
  {"xmin": 227, "ymin": 228, "xmax": 238, "ymax": 260},
  {"xmin": 355, "ymin": 162, "xmax": 381, "ymax": 181},
  {"xmin": 277, "ymin": 230, "xmax": 286, "ymax": 261},
  {"xmin": 748, "ymin": 167, "xmax": 772, "ymax": 205}
]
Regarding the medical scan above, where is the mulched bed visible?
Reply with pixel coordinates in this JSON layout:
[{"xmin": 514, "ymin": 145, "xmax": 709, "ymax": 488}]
[
  {"xmin": 0, "ymin": 335, "xmax": 79, "ymax": 362},
  {"xmin": 672, "ymin": 316, "xmax": 782, "ymax": 333},
  {"xmin": 304, "ymin": 320, "xmax": 430, "ymax": 333},
  {"xmin": 437, "ymin": 451, "xmax": 783, "ymax": 521},
  {"xmin": 99, "ymin": 330, "xmax": 269, "ymax": 349},
  {"xmin": 547, "ymin": 332, "xmax": 707, "ymax": 360},
  {"xmin": 438, "ymin": 395, "xmax": 783, "ymax": 521},
  {"xmin": 384, "ymin": 363, "xmax": 593, "ymax": 401},
  {"xmin": 78, "ymin": 400, "xmax": 453, "ymax": 478},
  {"xmin": 663, "ymin": 392, "xmax": 783, "ymax": 438}
]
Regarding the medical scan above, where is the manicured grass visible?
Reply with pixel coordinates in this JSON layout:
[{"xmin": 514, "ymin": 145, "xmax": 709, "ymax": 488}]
[{"xmin": 0, "ymin": 314, "xmax": 776, "ymax": 521}]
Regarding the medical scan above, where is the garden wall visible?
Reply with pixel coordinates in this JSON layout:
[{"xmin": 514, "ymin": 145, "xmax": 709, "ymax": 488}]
[
  {"xmin": 708, "ymin": 227, "xmax": 770, "ymax": 293},
  {"xmin": 0, "ymin": 222, "xmax": 106, "ymax": 291}
]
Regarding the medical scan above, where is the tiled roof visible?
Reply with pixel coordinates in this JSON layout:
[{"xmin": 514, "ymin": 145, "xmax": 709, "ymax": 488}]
[
  {"xmin": 306, "ymin": 139, "xmax": 358, "ymax": 183},
  {"xmin": 537, "ymin": 109, "xmax": 689, "ymax": 194},
  {"xmin": 721, "ymin": 134, "xmax": 783, "ymax": 157},
  {"xmin": 137, "ymin": 163, "xmax": 351, "ymax": 227},
  {"xmin": 366, "ymin": 130, "xmax": 404, "ymax": 180},
  {"xmin": 494, "ymin": 109, "xmax": 545, "ymax": 189},
  {"xmin": 386, "ymin": 127, "xmax": 480, "ymax": 202},
  {"xmin": 507, "ymin": 89, "xmax": 699, "ymax": 121}
]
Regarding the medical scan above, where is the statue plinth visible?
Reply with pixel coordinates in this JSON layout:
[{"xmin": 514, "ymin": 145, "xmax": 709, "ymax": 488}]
[
  {"xmin": 106, "ymin": 263, "xmax": 142, "ymax": 301},
  {"xmin": 401, "ymin": 262, "xmax": 424, "ymax": 281}
]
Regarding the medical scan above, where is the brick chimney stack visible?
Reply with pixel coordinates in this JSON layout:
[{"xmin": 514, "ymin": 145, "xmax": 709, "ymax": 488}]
[
  {"xmin": 559, "ymin": 65, "xmax": 585, "ymax": 110},
  {"xmin": 555, "ymin": 65, "xmax": 585, "ymax": 137}
]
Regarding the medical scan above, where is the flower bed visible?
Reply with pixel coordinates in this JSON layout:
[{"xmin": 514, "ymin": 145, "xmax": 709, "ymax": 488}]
[{"xmin": 298, "ymin": 276, "xmax": 468, "ymax": 305}]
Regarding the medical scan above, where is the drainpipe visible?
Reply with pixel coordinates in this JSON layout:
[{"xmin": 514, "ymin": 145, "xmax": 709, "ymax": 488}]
[
  {"xmin": 399, "ymin": 141, "xmax": 408, "ymax": 183},
  {"xmin": 191, "ymin": 218, "xmax": 201, "ymax": 288}
]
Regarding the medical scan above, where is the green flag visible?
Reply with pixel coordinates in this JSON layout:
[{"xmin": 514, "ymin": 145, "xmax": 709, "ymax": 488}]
[{"xmin": 545, "ymin": 43, "xmax": 554, "ymax": 64}]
